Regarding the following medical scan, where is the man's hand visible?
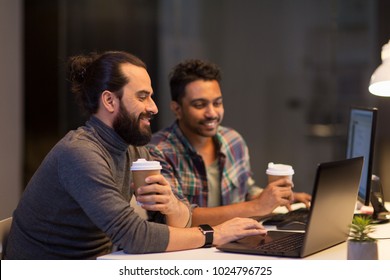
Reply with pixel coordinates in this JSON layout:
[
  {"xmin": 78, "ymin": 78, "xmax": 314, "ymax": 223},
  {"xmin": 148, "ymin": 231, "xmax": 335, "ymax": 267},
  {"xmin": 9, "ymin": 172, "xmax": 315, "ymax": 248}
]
[
  {"xmin": 253, "ymin": 178, "xmax": 295, "ymax": 213},
  {"xmin": 134, "ymin": 174, "xmax": 190, "ymax": 227},
  {"xmin": 292, "ymin": 192, "xmax": 312, "ymax": 208},
  {"xmin": 213, "ymin": 217, "xmax": 267, "ymax": 246},
  {"xmin": 135, "ymin": 174, "xmax": 178, "ymax": 214}
]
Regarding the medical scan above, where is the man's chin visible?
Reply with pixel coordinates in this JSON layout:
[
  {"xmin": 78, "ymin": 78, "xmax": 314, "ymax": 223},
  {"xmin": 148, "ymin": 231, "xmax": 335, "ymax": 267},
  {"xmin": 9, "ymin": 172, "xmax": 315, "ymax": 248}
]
[
  {"xmin": 200, "ymin": 129, "xmax": 218, "ymax": 137},
  {"xmin": 140, "ymin": 126, "xmax": 152, "ymax": 136}
]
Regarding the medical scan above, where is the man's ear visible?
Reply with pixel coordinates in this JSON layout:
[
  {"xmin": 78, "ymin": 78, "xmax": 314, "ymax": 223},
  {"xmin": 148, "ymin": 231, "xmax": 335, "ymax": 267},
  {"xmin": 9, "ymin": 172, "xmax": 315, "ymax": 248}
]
[
  {"xmin": 101, "ymin": 90, "xmax": 116, "ymax": 113},
  {"xmin": 170, "ymin": 101, "xmax": 182, "ymax": 119}
]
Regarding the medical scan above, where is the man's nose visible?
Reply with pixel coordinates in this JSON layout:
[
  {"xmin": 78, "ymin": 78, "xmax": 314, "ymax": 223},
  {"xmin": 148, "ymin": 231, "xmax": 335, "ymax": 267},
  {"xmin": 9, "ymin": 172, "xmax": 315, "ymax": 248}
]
[
  {"xmin": 205, "ymin": 104, "xmax": 218, "ymax": 117},
  {"xmin": 147, "ymin": 98, "xmax": 158, "ymax": 115}
]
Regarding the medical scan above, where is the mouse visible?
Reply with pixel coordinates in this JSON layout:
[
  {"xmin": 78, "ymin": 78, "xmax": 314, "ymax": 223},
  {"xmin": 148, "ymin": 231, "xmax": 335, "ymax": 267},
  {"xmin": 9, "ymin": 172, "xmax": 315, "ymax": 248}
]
[{"xmin": 276, "ymin": 220, "xmax": 306, "ymax": 231}]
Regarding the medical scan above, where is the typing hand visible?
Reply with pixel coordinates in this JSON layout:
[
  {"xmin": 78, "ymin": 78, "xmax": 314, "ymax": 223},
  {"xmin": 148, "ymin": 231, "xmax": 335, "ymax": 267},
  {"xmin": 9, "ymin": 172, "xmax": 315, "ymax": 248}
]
[
  {"xmin": 292, "ymin": 192, "xmax": 312, "ymax": 209},
  {"xmin": 213, "ymin": 217, "xmax": 267, "ymax": 246}
]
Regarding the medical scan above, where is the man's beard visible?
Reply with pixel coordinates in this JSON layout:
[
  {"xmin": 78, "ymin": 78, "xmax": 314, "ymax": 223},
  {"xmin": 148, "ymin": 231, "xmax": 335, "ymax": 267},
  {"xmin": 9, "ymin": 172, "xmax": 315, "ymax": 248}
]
[{"xmin": 112, "ymin": 102, "xmax": 152, "ymax": 146}]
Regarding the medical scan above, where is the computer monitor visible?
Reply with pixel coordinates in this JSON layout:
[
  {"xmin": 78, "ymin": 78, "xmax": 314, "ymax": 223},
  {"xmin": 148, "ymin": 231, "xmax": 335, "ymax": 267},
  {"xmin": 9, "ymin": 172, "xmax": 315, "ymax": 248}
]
[{"xmin": 346, "ymin": 106, "xmax": 377, "ymax": 206}]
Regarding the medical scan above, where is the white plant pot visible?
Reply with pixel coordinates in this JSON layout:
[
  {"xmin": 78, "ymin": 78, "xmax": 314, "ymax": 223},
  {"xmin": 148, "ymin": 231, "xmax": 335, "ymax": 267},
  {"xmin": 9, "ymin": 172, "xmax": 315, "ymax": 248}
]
[{"xmin": 347, "ymin": 240, "xmax": 378, "ymax": 260}]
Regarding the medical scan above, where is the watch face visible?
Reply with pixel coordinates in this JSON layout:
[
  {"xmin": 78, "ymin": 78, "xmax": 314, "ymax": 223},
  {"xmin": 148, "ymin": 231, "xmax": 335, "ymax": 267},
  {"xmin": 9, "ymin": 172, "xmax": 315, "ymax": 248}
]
[
  {"xmin": 199, "ymin": 224, "xmax": 213, "ymax": 232},
  {"xmin": 199, "ymin": 224, "xmax": 214, "ymax": 248}
]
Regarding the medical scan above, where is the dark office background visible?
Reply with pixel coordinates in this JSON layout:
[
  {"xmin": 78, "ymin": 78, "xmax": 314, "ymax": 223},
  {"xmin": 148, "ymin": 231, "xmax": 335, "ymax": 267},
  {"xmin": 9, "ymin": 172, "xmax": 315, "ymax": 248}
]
[{"xmin": 21, "ymin": 0, "xmax": 390, "ymax": 200}]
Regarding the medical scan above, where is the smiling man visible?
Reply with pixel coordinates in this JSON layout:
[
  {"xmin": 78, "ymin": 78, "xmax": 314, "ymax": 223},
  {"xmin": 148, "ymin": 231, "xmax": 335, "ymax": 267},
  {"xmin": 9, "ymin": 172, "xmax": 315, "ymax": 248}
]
[
  {"xmin": 148, "ymin": 59, "xmax": 311, "ymax": 226},
  {"xmin": 5, "ymin": 52, "xmax": 266, "ymax": 259}
]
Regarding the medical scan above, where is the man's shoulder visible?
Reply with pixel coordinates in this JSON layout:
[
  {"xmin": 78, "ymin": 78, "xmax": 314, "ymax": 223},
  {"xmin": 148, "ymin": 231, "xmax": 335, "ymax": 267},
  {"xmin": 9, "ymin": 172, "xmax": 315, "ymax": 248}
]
[
  {"xmin": 150, "ymin": 128, "xmax": 172, "ymax": 143},
  {"xmin": 57, "ymin": 128, "xmax": 93, "ymax": 151},
  {"xmin": 148, "ymin": 124, "xmax": 187, "ymax": 158},
  {"xmin": 218, "ymin": 125, "xmax": 245, "ymax": 141},
  {"xmin": 150, "ymin": 124, "xmax": 179, "ymax": 146},
  {"xmin": 60, "ymin": 126, "xmax": 109, "ymax": 155}
]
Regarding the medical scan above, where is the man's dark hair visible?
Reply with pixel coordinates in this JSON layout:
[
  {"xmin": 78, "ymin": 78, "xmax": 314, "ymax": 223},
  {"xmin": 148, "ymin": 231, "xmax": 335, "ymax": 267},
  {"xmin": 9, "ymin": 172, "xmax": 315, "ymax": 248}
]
[
  {"xmin": 169, "ymin": 59, "xmax": 221, "ymax": 104},
  {"xmin": 68, "ymin": 51, "xmax": 146, "ymax": 115}
]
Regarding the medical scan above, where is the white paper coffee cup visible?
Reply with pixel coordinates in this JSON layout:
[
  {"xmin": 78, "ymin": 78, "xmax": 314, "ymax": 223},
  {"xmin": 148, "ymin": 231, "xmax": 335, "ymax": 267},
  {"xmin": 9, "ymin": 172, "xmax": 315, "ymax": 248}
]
[
  {"xmin": 266, "ymin": 162, "xmax": 294, "ymax": 184},
  {"xmin": 131, "ymin": 158, "xmax": 162, "ymax": 190}
]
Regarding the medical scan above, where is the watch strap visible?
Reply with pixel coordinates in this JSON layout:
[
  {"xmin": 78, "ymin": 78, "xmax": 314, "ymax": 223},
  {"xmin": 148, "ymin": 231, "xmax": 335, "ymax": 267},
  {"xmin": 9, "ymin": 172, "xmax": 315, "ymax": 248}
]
[{"xmin": 198, "ymin": 224, "xmax": 214, "ymax": 248}]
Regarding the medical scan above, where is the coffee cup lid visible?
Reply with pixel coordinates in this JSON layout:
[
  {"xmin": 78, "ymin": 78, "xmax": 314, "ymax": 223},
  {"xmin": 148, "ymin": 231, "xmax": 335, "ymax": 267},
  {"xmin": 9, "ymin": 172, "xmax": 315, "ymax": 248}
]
[
  {"xmin": 130, "ymin": 158, "xmax": 162, "ymax": 171},
  {"xmin": 266, "ymin": 162, "xmax": 294, "ymax": 176}
]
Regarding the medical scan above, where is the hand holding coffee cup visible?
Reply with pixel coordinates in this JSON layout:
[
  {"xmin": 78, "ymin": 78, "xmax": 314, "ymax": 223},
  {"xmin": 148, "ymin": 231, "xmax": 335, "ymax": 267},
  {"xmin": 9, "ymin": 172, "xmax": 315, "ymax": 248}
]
[
  {"xmin": 266, "ymin": 162, "xmax": 294, "ymax": 186},
  {"xmin": 131, "ymin": 158, "xmax": 162, "ymax": 204}
]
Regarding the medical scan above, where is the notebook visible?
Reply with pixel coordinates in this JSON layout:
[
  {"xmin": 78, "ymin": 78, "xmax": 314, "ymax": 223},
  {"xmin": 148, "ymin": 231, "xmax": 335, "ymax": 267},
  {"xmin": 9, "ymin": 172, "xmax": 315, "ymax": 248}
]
[{"xmin": 217, "ymin": 157, "xmax": 364, "ymax": 258}]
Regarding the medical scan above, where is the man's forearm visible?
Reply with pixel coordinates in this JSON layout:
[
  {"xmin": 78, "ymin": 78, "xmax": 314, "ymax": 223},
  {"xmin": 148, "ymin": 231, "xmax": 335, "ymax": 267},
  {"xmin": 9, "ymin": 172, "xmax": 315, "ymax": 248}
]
[{"xmin": 165, "ymin": 200, "xmax": 192, "ymax": 227}]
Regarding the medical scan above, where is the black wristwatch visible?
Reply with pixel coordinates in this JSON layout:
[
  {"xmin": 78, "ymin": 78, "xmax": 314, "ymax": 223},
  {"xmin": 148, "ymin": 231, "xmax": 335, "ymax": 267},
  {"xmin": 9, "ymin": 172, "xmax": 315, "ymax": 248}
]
[{"xmin": 198, "ymin": 224, "xmax": 214, "ymax": 248}]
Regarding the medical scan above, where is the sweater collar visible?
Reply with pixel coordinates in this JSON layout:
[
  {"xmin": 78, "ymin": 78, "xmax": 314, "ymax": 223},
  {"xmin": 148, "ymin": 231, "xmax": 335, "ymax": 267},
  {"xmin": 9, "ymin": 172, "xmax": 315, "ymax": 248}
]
[{"xmin": 87, "ymin": 116, "xmax": 129, "ymax": 154}]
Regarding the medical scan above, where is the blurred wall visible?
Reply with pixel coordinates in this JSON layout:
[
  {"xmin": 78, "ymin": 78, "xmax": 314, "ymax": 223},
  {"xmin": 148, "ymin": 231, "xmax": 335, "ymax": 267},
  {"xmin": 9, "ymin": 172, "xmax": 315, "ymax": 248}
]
[
  {"xmin": 0, "ymin": 0, "xmax": 23, "ymax": 219},
  {"xmin": 157, "ymin": 0, "xmax": 388, "ymax": 197},
  {"xmin": 0, "ymin": 0, "xmax": 389, "ymax": 220}
]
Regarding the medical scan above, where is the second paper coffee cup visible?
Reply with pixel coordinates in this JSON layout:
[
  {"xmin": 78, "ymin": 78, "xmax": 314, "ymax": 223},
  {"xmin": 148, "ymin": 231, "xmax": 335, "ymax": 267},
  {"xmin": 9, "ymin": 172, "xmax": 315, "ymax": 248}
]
[
  {"xmin": 266, "ymin": 162, "xmax": 294, "ymax": 184},
  {"xmin": 131, "ymin": 158, "xmax": 162, "ymax": 190}
]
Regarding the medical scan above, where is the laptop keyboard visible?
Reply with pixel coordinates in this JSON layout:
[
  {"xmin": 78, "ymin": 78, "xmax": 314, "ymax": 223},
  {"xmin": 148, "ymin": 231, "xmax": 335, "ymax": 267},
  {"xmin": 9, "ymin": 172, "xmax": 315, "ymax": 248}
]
[
  {"xmin": 261, "ymin": 207, "xmax": 310, "ymax": 228},
  {"xmin": 256, "ymin": 232, "xmax": 304, "ymax": 252}
]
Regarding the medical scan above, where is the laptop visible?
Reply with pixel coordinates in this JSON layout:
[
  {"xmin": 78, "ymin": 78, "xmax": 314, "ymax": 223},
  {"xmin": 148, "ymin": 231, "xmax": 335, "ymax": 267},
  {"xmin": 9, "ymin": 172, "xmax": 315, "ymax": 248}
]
[{"xmin": 217, "ymin": 157, "xmax": 364, "ymax": 258}]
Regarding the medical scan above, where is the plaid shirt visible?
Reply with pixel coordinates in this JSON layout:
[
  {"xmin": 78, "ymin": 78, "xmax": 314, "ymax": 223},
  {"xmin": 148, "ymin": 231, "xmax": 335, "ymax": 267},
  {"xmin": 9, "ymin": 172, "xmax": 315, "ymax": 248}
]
[{"xmin": 147, "ymin": 121, "xmax": 260, "ymax": 208}]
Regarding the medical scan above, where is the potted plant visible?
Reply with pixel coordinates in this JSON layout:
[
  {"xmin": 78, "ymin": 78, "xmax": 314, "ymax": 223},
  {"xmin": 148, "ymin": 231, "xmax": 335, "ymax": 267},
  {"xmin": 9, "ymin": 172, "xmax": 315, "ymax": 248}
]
[{"xmin": 347, "ymin": 215, "xmax": 378, "ymax": 260}]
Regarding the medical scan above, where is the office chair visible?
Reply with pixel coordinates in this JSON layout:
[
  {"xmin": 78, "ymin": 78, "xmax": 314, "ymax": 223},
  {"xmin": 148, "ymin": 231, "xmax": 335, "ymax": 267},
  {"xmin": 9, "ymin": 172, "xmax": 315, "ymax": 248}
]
[{"xmin": 0, "ymin": 217, "xmax": 13, "ymax": 259}]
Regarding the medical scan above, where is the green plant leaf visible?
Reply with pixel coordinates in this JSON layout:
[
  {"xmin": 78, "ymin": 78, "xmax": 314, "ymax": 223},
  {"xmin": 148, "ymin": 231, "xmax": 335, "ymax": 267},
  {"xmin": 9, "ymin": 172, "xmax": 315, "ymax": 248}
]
[{"xmin": 348, "ymin": 215, "xmax": 376, "ymax": 242}]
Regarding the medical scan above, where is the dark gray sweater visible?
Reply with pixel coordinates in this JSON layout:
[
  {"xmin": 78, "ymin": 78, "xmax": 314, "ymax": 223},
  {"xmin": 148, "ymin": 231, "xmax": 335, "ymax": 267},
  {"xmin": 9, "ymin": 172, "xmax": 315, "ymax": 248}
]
[{"xmin": 5, "ymin": 116, "xmax": 169, "ymax": 259}]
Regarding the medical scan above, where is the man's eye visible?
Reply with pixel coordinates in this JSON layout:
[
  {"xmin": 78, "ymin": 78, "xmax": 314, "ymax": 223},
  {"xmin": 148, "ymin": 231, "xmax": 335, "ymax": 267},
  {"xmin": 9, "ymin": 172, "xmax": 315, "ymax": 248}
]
[
  {"xmin": 193, "ymin": 102, "xmax": 206, "ymax": 109},
  {"xmin": 138, "ymin": 94, "xmax": 148, "ymax": 100},
  {"xmin": 214, "ymin": 100, "xmax": 223, "ymax": 107}
]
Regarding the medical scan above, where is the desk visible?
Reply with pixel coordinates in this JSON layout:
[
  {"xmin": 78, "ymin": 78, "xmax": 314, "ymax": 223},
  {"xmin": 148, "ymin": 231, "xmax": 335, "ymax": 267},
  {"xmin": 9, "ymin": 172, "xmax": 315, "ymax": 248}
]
[{"xmin": 98, "ymin": 203, "xmax": 390, "ymax": 260}]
